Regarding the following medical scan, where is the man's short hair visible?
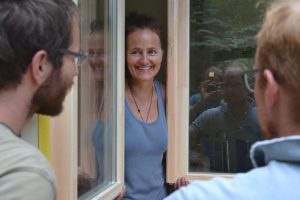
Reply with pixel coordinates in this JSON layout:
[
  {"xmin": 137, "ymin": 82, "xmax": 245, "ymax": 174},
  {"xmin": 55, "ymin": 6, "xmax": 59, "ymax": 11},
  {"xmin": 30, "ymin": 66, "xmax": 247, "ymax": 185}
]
[
  {"xmin": 257, "ymin": 0, "xmax": 300, "ymax": 122},
  {"xmin": 256, "ymin": 0, "xmax": 300, "ymax": 92},
  {"xmin": 224, "ymin": 61, "xmax": 248, "ymax": 76},
  {"xmin": 0, "ymin": 0, "xmax": 78, "ymax": 90}
]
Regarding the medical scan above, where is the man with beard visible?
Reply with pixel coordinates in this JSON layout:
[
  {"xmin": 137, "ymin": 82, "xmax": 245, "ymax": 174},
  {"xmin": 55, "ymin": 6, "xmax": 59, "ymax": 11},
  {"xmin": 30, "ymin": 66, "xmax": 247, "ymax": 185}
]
[
  {"xmin": 0, "ymin": 0, "xmax": 80, "ymax": 199},
  {"xmin": 165, "ymin": 0, "xmax": 300, "ymax": 199}
]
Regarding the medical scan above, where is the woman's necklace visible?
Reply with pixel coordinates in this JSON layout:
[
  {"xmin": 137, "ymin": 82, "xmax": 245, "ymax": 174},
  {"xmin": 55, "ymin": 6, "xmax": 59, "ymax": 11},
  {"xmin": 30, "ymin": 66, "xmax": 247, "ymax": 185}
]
[{"xmin": 129, "ymin": 84, "xmax": 154, "ymax": 123}]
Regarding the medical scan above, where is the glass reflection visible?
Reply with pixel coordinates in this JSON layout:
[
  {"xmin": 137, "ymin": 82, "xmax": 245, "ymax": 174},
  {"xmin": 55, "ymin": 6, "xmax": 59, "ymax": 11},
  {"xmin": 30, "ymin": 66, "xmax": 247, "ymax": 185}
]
[
  {"xmin": 190, "ymin": 63, "xmax": 262, "ymax": 173},
  {"xmin": 189, "ymin": 66, "xmax": 223, "ymax": 124},
  {"xmin": 78, "ymin": 0, "xmax": 113, "ymax": 198},
  {"xmin": 189, "ymin": 0, "xmax": 267, "ymax": 173}
]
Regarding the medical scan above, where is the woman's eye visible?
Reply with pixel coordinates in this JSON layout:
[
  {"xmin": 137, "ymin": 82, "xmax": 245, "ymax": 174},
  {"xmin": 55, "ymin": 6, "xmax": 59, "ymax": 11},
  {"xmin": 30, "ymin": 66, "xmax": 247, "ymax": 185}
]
[
  {"xmin": 88, "ymin": 50, "xmax": 95, "ymax": 57},
  {"xmin": 130, "ymin": 51, "xmax": 141, "ymax": 56},
  {"xmin": 148, "ymin": 50, "xmax": 157, "ymax": 56}
]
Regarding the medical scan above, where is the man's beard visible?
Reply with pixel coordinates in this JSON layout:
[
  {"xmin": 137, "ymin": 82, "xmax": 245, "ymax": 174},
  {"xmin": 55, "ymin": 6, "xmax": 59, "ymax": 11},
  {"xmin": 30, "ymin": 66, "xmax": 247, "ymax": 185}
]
[{"xmin": 30, "ymin": 69, "xmax": 71, "ymax": 116}]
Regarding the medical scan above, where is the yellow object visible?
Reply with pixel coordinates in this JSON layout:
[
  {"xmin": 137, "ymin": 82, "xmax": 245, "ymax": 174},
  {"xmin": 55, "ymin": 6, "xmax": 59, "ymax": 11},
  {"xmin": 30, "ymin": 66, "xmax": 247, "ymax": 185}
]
[{"xmin": 38, "ymin": 115, "xmax": 50, "ymax": 160}]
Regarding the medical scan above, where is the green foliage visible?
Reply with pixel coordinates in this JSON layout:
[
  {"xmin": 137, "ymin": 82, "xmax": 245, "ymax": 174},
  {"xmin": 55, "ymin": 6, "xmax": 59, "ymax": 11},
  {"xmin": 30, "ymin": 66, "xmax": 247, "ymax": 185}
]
[
  {"xmin": 190, "ymin": 0, "xmax": 265, "ymax": 51},
  {"xmin": 189, "ymin": 0, "xmax": 269, "ymax": 94}
]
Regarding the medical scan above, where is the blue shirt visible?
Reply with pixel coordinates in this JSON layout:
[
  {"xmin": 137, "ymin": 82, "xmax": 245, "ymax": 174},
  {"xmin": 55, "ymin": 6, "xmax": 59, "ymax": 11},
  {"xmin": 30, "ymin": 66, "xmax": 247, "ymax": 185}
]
[
  {"xmin": 124, "ymin": 80, "xmax": 168, "ymax": 200},
  {"xmin": 165, "ymin": 135, "xmax": 300, "ymax": 200},
  {"xmin": 189, "ymin": 93, "xmax": 201, "ymax": 105},
  {"xmin": 191, "ymin": 103, "xmax": 262, "ymax": 172},
  {"xmin": 93, "ymin": 120, "xmax": 105, "ymax": 184}
]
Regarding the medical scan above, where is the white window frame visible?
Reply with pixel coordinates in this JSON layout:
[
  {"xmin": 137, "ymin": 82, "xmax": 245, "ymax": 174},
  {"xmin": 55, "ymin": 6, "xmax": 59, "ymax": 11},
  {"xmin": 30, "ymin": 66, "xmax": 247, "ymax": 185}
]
[{"xmin": 49, "ymin": 0, "xmax": 125, "ymax": 199}]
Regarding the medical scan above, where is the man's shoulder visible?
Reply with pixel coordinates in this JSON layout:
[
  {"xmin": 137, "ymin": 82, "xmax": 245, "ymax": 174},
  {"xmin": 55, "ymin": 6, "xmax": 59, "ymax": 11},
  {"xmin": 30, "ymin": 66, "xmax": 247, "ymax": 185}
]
[
  {"xmin": 0, "ymin": 126, "xmax": 51, "ymax": 170},
  {"xmin": 191, "ymin": 106, "xmax": 223, "ymax": 130},
  {"xmin": 165, "ymin": 164, "xmax": 300, "ymax": 200},
  {"xmin": 0, "ymin": 125, "xmax": 56, "ymax": 198},
  {"xmin": 198, "ymin": 105, "xmax": 224, "ymax": 120}
]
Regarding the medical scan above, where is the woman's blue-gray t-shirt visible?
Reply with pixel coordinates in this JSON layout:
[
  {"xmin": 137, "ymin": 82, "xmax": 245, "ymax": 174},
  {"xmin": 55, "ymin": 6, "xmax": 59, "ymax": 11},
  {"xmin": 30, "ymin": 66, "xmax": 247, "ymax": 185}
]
[{"xmin": 124, "ymin": 80, "xmax": 168, "ymax": 200}]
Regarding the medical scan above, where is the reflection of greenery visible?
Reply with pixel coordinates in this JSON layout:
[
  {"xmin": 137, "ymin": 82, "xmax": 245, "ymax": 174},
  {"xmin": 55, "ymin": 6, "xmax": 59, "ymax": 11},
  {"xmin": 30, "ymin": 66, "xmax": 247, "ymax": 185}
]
[
  {"xmin": 189, "ymin": 0, "xmax": 268, "ymax": 93},
  {"xmin": 190, "ymin": 0, "xmax": 265, "ymax": 51},
  {"xmin": 192, "ymin": 23, "xmax": 261, "ymax": 50}
]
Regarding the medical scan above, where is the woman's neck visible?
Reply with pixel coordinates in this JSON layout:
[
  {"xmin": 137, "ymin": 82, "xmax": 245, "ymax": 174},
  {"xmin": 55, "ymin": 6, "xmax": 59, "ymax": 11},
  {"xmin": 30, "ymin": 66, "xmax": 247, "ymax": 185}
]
[{"xmin": 126, "ymin": 79, "xmax": 154, "ymax": 100}]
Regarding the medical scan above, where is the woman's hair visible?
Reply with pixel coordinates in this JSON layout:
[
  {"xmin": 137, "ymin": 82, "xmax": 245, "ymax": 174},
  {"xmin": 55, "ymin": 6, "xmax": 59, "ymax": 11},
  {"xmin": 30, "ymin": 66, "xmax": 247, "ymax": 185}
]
[
  {"xmin": 125, "ymin": 12, "xmax": 163, "ymax": 49},
  {"xmin": 90, "ymin": 19, "xmax": 104, "ymax": 34}
]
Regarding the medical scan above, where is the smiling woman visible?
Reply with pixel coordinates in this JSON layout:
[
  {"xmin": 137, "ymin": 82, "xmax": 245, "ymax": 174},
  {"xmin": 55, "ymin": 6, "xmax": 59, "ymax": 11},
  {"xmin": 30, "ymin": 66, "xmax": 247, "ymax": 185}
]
[
  {"xmin": 124, "ymin": 13, "xmax": 168, "ymax": 200},
  {"xmin": 122, "ymin": 12, "xmax": 188, "ymax": 200}
]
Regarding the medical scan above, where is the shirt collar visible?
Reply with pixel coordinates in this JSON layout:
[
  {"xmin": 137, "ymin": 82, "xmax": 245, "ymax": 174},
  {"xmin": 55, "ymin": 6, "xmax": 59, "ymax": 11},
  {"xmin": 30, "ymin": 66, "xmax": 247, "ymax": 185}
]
[{"xmin": 250, "ymin": 135, "xmax": 300, "ymax": 167}]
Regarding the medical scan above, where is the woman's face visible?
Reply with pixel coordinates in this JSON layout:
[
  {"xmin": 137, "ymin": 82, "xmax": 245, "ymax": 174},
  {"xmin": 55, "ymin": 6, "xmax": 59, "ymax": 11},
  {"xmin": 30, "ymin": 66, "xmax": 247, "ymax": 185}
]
[
  {"xmin": 88, "ymin": 31, "xmax": 105, "ymax": 82},
  {"xmin": 126, "ymin": 28, "xmax": 163, "ymax": 82}
]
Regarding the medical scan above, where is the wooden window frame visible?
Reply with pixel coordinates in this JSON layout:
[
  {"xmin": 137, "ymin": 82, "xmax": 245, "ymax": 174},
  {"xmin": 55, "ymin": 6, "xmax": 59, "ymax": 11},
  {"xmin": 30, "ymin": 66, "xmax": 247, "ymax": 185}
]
[{"xmin": 166, "ymin": 0, "xmax": 233, "ymax": 183}]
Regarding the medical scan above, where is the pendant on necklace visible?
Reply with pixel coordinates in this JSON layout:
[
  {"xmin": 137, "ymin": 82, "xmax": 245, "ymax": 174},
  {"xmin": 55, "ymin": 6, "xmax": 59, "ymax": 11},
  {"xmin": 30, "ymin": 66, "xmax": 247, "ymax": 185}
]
[{"xmin": 129, "ymin": 83, "xmax": 154, "ymax": 123}]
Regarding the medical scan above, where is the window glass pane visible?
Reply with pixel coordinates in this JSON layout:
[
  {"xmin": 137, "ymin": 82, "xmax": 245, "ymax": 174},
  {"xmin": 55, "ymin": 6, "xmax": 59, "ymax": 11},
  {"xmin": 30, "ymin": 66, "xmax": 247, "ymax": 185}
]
[
  {"xmin": 78, "ymin": 0, "xmax": 116, "ymax": 198},
  {"xmin": 189, "ymin": 0, "xmax": 267, "ymax": 173}
]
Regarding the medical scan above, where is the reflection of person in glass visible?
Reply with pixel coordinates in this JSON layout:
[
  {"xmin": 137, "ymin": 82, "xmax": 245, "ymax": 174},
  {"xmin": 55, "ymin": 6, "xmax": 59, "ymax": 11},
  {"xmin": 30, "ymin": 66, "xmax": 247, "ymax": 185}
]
[
  {"xmin": 78, "ymin": 20, "xmax": 106, "ymax": 196},
  {"xmin": 88, "ymin": 20, "xmax": 105, "ymax": 118},
  {"xmin": 189, "ymin": 66, "xmax": 223, "ymax": 123},
  {"xmin": 88, "ymin": 19, "xmax": 107, "ymax": 184},
  {"xmin": 122, "ymin": 12, "xmax": 187, "ymax": 200},
  {"xmin": 88, "ymin": 20, "xmax": 105, "ymax": 86},
  {"xmin": 190, "ymin": 62, "xmax": 262, "ymax": 173}
]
